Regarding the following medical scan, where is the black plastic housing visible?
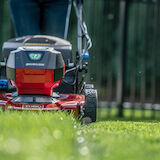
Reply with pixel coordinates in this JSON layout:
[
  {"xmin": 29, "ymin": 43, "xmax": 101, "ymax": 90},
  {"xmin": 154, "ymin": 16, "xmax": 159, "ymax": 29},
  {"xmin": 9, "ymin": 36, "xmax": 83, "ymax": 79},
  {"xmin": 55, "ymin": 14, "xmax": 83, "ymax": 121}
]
[{"xmin": 2, "ymin": 35, "xmax": 72, "ymax": 66}]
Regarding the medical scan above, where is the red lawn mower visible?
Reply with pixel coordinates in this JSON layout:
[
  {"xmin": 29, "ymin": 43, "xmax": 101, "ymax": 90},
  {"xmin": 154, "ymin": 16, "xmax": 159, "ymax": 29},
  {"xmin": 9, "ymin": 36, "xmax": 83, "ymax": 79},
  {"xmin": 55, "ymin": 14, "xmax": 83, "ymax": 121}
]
[{"xmin": 0, "ymin": 0, "xmax": 97, "ymax": 122}]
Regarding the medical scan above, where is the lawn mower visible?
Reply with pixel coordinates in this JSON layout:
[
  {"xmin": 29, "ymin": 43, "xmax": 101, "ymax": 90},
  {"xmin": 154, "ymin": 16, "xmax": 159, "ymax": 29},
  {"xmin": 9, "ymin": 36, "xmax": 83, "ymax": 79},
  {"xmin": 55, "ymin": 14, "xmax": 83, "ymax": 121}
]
[{"xmin": 0, "ymin": 0, "xmax": 97, "ymax": 122}]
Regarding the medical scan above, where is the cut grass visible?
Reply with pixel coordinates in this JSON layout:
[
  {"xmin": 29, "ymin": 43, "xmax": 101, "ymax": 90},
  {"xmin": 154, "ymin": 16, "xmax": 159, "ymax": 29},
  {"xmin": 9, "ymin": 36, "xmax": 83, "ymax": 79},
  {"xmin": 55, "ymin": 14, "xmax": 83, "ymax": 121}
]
[
  {"xmin": 86, "ymin": 121, "xmax": 160, "ymax": 160},
  {"xmin": 0, "ymin": 109, "xmax": 160, "ymax": 160}
]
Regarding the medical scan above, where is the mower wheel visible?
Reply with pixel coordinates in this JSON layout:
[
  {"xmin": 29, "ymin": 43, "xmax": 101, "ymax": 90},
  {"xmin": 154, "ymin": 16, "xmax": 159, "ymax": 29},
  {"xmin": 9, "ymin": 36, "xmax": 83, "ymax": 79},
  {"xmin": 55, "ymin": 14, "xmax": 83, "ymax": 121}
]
[{"xmin": 84, "ymin": 88, "xmax": 97, "ymax": 122}]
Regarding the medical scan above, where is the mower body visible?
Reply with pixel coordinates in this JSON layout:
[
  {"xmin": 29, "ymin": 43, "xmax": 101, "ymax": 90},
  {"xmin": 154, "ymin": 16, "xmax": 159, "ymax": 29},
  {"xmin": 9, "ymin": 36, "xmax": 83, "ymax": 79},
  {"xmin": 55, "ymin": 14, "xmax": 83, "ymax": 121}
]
[
  {"xmin": 0, "ymin": 35, "xmax": 97, "ymax": 122},
  {"xmin": 0, "ymin": 0, "xmax": 97, "ymax": 122},
  {"xmin": 0, "ymin": 36, "xmax": 85, "ymax": 118}
]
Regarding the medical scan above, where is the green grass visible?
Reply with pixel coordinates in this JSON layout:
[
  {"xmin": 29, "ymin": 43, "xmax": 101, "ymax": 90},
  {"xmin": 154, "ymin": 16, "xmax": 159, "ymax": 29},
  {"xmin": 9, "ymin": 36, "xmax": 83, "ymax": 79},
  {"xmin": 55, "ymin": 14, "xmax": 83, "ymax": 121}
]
[
  {"xmin": 1, "ymin": 109, "xmax": 160, "ymax": 160},
  {"xmin": 98, "ymin": 107, "xmax": 160, "ymax": 121}
]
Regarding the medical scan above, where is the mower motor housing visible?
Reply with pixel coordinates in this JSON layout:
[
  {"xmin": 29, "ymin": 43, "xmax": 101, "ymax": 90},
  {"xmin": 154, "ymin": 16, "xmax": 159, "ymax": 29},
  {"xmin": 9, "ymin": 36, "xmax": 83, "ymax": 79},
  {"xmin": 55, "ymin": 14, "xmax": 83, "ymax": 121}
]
[
  {"xmin": 2, "ymin": 35, "xmax": 74, "ymax": 94},
  {"xmin": 6, "ymin": 46, "xmax": 65, "ymax": 96}
]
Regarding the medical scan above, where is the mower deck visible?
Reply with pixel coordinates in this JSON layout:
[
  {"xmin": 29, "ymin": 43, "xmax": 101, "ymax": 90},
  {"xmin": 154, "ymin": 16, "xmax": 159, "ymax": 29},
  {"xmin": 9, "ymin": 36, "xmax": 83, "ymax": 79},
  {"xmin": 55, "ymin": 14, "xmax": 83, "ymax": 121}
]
[{"xmin": 0, "ymin": 93, "xmax": 85, "ymax": 117}]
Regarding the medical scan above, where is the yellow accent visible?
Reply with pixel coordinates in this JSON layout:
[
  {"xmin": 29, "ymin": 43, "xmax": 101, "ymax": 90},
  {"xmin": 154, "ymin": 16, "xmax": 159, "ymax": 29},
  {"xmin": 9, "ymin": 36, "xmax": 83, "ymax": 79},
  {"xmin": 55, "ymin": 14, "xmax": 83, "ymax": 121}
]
[{"xmin": 24, "ymin": 43, "xmax": 51, "ymax": 46}]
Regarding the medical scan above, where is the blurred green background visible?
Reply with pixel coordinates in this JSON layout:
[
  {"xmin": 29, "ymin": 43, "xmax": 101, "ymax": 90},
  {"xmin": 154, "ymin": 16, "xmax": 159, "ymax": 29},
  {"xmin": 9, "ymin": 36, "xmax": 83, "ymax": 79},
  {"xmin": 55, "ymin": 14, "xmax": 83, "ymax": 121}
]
[{"xmin": 0, "ymin": 0, "xmax": 160, "ymax": 118}]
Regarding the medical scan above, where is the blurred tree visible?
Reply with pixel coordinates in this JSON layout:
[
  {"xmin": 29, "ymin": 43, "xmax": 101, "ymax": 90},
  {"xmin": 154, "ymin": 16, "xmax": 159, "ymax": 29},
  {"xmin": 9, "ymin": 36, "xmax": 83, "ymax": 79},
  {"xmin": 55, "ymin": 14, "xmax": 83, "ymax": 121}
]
[{"xmin": 0, "ymin": 0, "xmax": 159, "ymax": 102}]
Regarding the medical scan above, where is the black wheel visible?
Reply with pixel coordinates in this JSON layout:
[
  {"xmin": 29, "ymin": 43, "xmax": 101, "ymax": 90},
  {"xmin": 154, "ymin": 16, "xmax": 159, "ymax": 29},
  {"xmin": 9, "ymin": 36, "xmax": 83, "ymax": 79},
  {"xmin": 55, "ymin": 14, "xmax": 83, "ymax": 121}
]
[{"xmin": 84, "ymin": 88, "xmax": 98, "ymax": 122}]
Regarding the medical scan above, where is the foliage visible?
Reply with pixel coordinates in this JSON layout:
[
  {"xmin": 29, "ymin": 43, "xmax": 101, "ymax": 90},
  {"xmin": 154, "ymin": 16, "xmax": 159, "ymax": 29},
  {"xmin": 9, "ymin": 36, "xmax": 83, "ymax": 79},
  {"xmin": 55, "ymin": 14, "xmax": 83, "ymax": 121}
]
[{"xmin": 0, "ymin": 0, "xmax": 159, "ymax": 101}]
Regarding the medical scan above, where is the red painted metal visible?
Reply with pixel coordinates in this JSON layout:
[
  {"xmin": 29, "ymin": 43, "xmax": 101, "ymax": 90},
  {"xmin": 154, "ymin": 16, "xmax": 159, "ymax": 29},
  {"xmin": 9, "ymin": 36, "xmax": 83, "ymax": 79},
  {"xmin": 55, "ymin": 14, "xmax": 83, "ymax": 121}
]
[
  {"xmin": 11, "ymin": 68, "xmax": 62, "ymax": 96},
  {"xmin": 0, "ymin": 93, "xmax": 85, "ymax": 117}
]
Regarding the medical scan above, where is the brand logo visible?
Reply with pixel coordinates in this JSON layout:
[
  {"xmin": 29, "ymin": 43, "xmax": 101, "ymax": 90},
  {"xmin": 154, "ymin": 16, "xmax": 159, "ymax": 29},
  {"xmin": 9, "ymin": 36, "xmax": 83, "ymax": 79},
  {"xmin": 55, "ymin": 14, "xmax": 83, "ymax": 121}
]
[
  {"xmin": 22, "ymin": 105, "xmax": 44, "ymax": 108},
  {"xmin": 26, "ymin": 63, "xmax": 45, "ymax": 66},
  {"xmin": 29, "ymin": 53, "xmax": 41, "ymax": 60}
]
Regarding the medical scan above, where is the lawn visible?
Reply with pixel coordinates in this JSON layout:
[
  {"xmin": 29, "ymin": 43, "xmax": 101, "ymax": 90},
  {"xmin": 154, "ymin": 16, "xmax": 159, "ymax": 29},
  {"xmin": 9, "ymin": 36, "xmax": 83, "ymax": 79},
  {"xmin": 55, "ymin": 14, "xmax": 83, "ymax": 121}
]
[{"xmin": 0, "ymin": 109, "xmax": 160, "ymax": 160}]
